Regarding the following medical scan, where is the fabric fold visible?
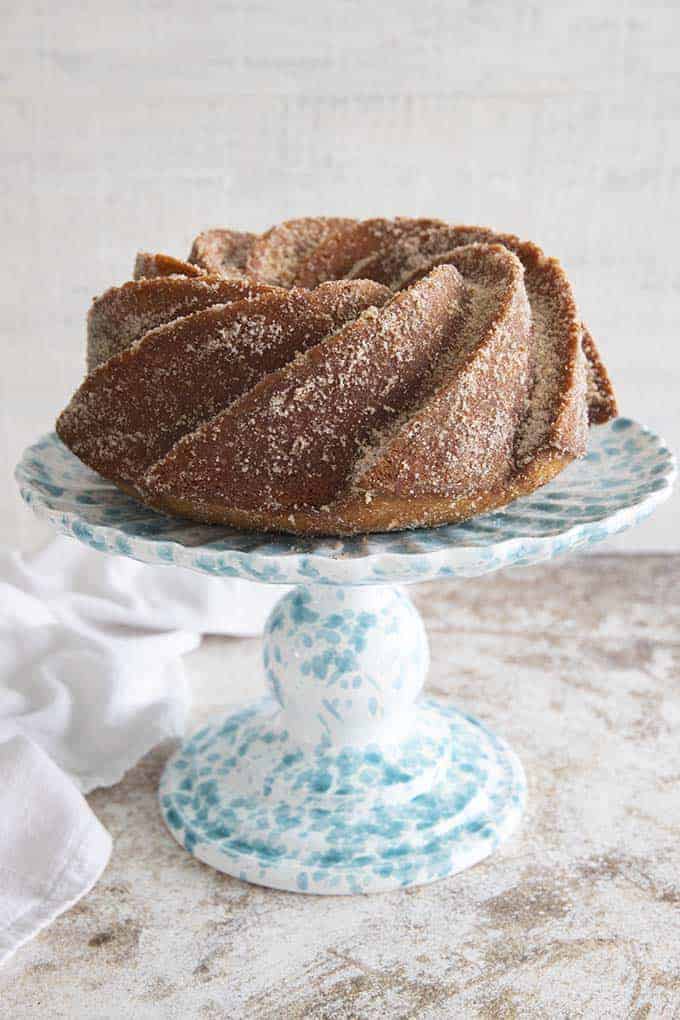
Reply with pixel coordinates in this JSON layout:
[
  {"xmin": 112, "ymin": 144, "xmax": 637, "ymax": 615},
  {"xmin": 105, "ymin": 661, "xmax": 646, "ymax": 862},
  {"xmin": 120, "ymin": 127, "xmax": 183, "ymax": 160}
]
[
  {"xmin": 0, "ymin": 537, "xmax": 285, "ymax": 963},
  {"xmin": 0, "ymin": 735, "xmax": 112, "ymax": 966}
]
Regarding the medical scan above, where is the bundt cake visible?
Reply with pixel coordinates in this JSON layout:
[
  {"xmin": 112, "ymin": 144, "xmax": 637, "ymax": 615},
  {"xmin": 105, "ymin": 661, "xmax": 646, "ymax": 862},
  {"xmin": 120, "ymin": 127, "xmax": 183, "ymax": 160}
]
[{"xmin": 57, "ymin": 217, "xmax": 617, "ymax": 535}]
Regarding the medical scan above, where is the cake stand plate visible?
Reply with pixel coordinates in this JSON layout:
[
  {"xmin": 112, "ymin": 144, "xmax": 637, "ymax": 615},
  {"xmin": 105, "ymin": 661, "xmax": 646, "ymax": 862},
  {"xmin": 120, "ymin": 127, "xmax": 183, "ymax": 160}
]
[{"xmin": 16, "ymin": 420, "xmax": 675, "ymax": 894}]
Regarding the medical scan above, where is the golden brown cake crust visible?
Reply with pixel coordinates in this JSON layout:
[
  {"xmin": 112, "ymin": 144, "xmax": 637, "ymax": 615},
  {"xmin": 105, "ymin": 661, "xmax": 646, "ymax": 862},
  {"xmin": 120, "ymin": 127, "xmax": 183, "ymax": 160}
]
[
  {"xmin": 188, "ymin": 229, "xmax": 257, "ymax": 276},
  {"xmin": 58, "ymin": 217, "xmax": 618, "ymax": 536},
  {"xmin": 86, "ymin": 276, "xmax": 274, "ymax": 372},
  {"xmin": 145, "ymin": 265, "xmax": 470, "ymax": 512},
  {"xmin": 133, "ymin": 252, "xmax": 204, "ymax": 280},
  {"xmin": 58, "ymin": 281, "xmax": 390, "ymax": 491},
  {"xmin": 246, "ymin": 217, "xmax": 357, "ymax": 288},
  {"xmin": 136, "ymin": 452, "xmax": 572, "ymax": 535}
]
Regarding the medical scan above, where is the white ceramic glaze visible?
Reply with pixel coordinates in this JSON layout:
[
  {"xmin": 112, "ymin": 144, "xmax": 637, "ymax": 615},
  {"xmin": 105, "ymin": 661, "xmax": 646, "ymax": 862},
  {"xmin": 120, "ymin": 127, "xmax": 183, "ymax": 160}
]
[
  {"xmin": 16, "ymin": 420, "xmax": 675, "ymax": 893},
  {"xmin": 159, "ymin": 583, "xmax": 526, "ymax": 894}
]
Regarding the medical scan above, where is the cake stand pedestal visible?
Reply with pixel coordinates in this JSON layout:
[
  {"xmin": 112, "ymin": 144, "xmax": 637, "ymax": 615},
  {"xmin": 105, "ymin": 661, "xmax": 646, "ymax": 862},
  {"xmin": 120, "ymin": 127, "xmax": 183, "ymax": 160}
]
[{"xmin": 16, "ymin": 419, "xmax": 675, "ymax": 894}]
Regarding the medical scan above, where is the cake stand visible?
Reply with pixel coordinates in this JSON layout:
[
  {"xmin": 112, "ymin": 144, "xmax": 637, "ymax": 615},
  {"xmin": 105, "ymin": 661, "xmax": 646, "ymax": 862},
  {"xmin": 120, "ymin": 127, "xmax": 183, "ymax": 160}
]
[{"xmin": 16, "ymin": 419, "xmax": 675, "ymax": 895}]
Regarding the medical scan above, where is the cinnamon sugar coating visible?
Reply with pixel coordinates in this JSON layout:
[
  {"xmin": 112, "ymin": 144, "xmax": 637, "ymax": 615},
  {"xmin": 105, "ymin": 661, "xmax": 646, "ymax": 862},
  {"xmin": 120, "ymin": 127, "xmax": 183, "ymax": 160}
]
[
  {"xmin": 86, "ymin": 276, "xmax": 273, "ymax": 373},
  {"xmin": 246, "ymin": 217, "xmax": 356, "ymax": 287},
  {"xmin": 58, "ymin": 217, "xmax": 618, "ymax": 535},
  {"xmin": 133, "ymin": 252, "xmax": 204, "ymax": 280},
  {"xmin": 59, "ymin": 281, "xmax": 389, "ymax": 490},
  {"xmin": 188, "ymin": 229, "xmax": 257, "ymax": 277},
  {"xmin": 146, "ymin": 266, "xmax": 466, "ymax": 511}
]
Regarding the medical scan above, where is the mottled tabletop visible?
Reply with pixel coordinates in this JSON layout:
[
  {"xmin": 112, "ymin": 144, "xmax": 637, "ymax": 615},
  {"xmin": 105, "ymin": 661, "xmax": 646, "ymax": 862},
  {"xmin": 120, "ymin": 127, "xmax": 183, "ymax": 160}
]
[{"xmin": 2, "ymin": 555, "xmax": 679, "ymax": 1019}]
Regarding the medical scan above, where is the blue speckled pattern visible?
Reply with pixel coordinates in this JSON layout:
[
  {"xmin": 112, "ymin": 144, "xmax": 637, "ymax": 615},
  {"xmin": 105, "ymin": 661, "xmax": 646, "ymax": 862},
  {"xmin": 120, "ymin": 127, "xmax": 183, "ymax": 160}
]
[
  {"xmin": 159, "ymin": 697, "xmax": 525, "ymax": 894},
  {"xmin": 15, "ymin": 420, "xmax": 676, "ymax": 586},
  {"xmin": 263, "ymin": 586, "xmax": 429, "ymax": 746},
  {"xmin": 15, "ymin": 419, "xmax": 675, "ymax": 893},
  {"xmin": 158, "ymin": 583, "xmax": 526, "ymax": 894}
]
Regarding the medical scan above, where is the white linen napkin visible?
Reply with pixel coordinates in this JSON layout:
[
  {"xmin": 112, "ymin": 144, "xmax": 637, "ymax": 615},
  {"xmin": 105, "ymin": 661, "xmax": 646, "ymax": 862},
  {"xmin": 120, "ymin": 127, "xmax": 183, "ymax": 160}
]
[
  {"xmin": 0, "ymin": 537, "xmax": 284, "ymax": 964},
  {"xmin": 0, "ymin": 736, "xmax": 111, "ymax": 965}
]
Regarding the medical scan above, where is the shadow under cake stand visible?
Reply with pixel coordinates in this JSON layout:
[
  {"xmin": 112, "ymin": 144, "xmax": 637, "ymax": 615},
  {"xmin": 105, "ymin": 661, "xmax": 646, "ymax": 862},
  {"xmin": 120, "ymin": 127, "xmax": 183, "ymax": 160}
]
[{"xmin": 16, "ymin": 419, "xmax": 675, "ymax": 895}]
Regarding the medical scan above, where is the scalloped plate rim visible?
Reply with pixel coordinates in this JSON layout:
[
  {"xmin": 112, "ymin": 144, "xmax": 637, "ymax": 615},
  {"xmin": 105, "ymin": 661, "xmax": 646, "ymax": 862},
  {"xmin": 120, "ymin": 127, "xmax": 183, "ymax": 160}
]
[{"xmin": 15, "ymin": 419, "xmax": 676, "ymax": 584}]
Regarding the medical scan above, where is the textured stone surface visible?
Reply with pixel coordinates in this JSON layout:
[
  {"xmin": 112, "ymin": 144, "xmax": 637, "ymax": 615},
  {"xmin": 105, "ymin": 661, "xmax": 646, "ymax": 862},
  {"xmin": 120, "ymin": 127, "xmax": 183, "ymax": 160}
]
[{"xmin": 2, "ymin": 554, "xmax": 679, "ymax": 1018}]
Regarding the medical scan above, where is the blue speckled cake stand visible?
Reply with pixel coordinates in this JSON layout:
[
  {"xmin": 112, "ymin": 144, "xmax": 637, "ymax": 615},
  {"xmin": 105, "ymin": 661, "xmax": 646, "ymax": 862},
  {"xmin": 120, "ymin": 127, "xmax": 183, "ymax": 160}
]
[{"xmin": 16, "ymin": 420, "xmax": 675, "ymax": 895}]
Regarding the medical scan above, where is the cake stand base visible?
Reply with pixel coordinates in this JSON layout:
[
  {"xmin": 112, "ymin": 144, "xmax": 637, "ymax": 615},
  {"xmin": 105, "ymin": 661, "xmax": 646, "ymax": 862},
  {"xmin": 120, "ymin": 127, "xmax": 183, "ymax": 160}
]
[
  {"xmin": 17, "ymin": 423, "xmax": 675, "ymax": 894},
  {"xmin": 159, "ymin": 583, "xmax": 526, "ymax": 894}
]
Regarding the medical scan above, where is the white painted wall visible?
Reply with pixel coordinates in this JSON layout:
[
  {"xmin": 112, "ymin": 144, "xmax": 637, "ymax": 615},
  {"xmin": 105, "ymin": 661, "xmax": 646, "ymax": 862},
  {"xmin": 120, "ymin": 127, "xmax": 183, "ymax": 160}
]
[{"xmin": 3, "ymin": 1, "xmax": 678, "ymax": 550}]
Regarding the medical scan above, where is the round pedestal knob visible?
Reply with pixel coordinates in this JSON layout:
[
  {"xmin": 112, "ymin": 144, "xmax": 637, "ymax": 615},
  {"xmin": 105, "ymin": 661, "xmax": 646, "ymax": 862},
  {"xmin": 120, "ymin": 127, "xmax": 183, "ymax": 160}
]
[{"xmin": 262, "ymin": 585, "xmax": 428, "ymax": 747}]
